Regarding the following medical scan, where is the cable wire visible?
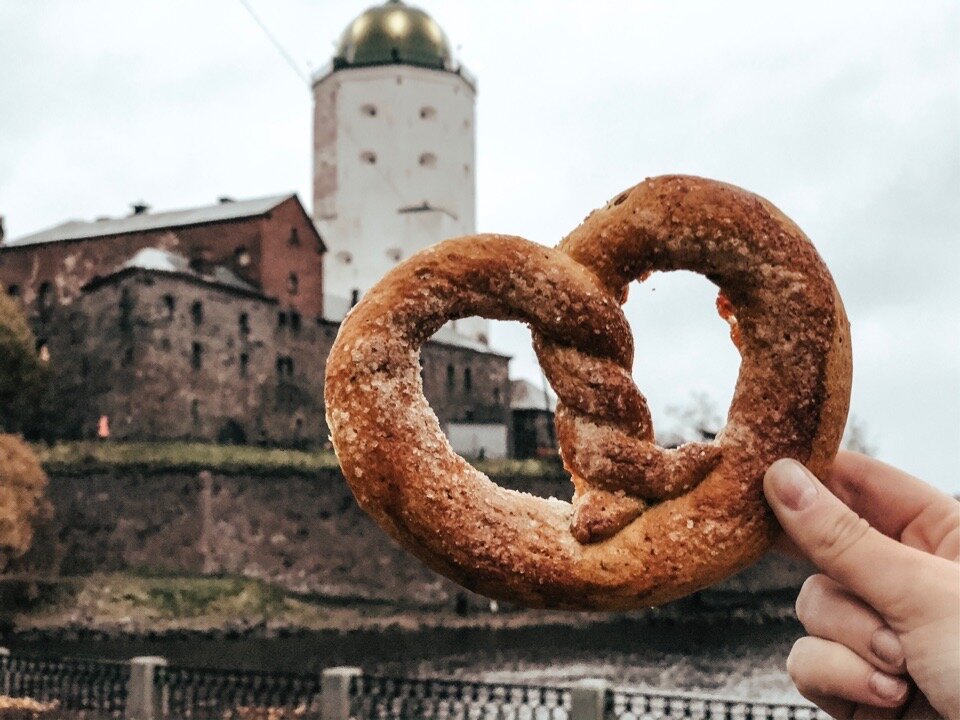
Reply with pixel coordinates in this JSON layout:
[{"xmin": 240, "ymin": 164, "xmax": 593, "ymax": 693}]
[{"xmin": 238, "ymin": 0, "xmax": 310, "ymax": 86}]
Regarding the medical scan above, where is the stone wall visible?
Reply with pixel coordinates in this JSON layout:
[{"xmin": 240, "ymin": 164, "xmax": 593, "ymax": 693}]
[
  {"xmin": 16, "ymin": 468, "xmax": 811, "ymax": 609},
  {"xmin": 36, "ymin": 269, "xmax": 511, "ymax": 446}
]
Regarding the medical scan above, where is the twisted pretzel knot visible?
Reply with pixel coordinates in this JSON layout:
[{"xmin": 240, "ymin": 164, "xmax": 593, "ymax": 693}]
[{"xmin": 325, "ymin": 175, "xmax": 852, "ymax": 609}]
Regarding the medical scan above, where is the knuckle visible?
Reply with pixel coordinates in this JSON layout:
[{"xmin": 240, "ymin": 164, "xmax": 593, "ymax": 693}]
[
  {"xmin": 815, "ymin": 510, "xmax": 872, "ymax": 566},
  {"xmin": 795, "ymin": 574, "xmax": 829, "ymax": 625},
  {"xmin": 786, "ymin": 637, "xmax": 817, "ymax": 692}
]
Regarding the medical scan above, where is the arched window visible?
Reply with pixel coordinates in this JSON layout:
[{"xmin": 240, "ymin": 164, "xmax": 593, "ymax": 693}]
[
  {"xmin": 238, "ymin": 312, "xmax": 250, "ymax": 335},
  {"xmin": 191, "ymin": 300, "xmax": 203, "ymax": 326},
  {"xmin": 446, "ymin": 364, "xmax": 455, "ymax": 389},
  {"xmin": 463, "ymin": 367, "xmax": 472, "ymax": 391},
  {"xmin": 162, "ymin": 294, "xmax": 175, "ymax": 319}
]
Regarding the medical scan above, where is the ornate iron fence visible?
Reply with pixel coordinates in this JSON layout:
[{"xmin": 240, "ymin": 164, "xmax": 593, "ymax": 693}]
[
  {"xmin": 348, "ymin": 674, "xmax": 572, "ymax": 720},
  {"xmin": 0, "ymin": 652, "xmax": 127, "ymax": 717},
  {"xmin": 0, "ymin": 651, "xmax": 827, "ymax": 720},
  {"xmin": 605, "ymin": 688, "xmax": 828, "ymax": 720},
  {"xmin": 155, "ymin": 664, "xmax": 323, "ymax": 719}
]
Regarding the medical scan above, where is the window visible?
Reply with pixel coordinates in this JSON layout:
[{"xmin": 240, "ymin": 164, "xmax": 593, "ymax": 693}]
[
  {"xmin": 162, "ymin": 294, "xmax": 175, "ymax": 319},
  {"xmin": 419, "ymin": 152, "xmax": 437, "ymax": 168},
  {"xmin": 122, "ymin": 346, "xmax": 134, "ymax": 367},
  {"xmin": 463, "ymin": 367, "xmax": 472, "ymax": 391},
  {"xmin": 419, "ymin": 106, "xmax": 436, "ymax": 119},
  {"xmin": 119, "ymin": 288, "xmax": 133, "ymax": 331},
  {"xmin": 278, "ymin": 311, "xmax": 288, "ymax": 328},
  {"xmin": 360, "ymin": 103, "xmax": 377, "ymax": 117},
  {"xmin": 190, "ymin": 399, "xmax": 200, "ymax": 427},
  {"xmin": 234, "ymin": 246, "xmax": 251, "ymax": 267},
  {"xmin": 238, "ymin": 312, "xmax": 250, "ymax": 335},
  {"xmin": 37, "ymin": 341, "xmax": 50, "ymax": 364},
  {"xmin": 386, "ymin": 247, "xmax": 402, "ymax": 262},
  {"xmin": 287, "ymin": 272, "xmax": 299, "ymax": 295},
  {"xmin": 191, "ymin": 300, "xmax": 203, "ymax": 326},
  {"xmin": 493, "ymin": 387, "xmax": 501, "ymax": 404},
  {"xmin": 191, "ymin": 342, "xmax": 203, "ymax": 370},
  {"xmin": 350, "ymin": 288, "xmax": 360, "ymax": 307},
  {"xmin": 7, "ymin": 284, "xmax": 19, "ymax": 298},
  {"xmin": 160, "ymin": 337, "xmax": 171, "ymax": 351},
  {"xmin": 37, "ymin": 282, "xmax": 52, "ymax": 309},
  {"xmin": 276, "ymin": 355, "xmax": 294, "ymax": 377},
  {"xmin": 360, "ymin": 151, "xmax": 377, "ymax": 165},
  {"xmin": 289, "ymin": 228, "xmax": 300, "ymax": 246},
  {"xmin": 446, "ymin": 364, "xmax": 455, "ymax": 389},
  {"xmin": 239, "ymin": 352, "xmax": 249, "ymax": 378},
  {"xmin": 290, "ymin": 311, "xmax": 301, "ymax": 332}
]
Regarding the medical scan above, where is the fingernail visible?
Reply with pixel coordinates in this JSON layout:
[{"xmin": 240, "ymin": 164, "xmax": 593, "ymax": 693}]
[
  {"xmin": 871, "ymin": 628, "xmax": 906, "ymax": 670},
  {"xmin": 768, "ymin": 459, "xmax": 818, "ymax": 511},
  {"xmin": 869, "ymin": 671, "xmax": 908, "ymax": 702}
]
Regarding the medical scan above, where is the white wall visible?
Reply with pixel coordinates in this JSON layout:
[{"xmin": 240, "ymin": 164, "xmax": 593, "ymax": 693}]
[
  {"xmin": 446, "ymin": 422, "xmax": 508, "ymax": 459},
  {"xmin": 313, "ymin": 63, "xmax": 487, "ymax": 342}
]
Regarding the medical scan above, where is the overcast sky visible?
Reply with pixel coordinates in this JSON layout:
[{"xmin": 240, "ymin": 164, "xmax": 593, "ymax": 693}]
[{"xmin": 2, "ymin": 1, "xmax": 957, "ymax": 492}]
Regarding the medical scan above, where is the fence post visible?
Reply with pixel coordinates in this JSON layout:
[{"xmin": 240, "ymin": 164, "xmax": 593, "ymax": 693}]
[
  {"xmin": 126, "ymin": 656, "xmax": 167, "ymax": 720},
  {"xmin": 0, "ymin": 647, "xmax": 9, "ymax": 698},
  {"xmin": 571, "ymin": 678, "xmax": 609, "ymax": 720},
  {"xmin": 321, "ymin": 666, "xmax": 361, "ymax": 720}
]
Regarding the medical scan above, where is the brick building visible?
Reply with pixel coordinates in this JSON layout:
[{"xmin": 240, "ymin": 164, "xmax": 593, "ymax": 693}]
[
  {"xmin": 0, "ymin": 195, "xmax": 323, "ymax": 318},
  {"xmin": 1, "ymin": 195, "xmax": 513, "ymax": 454}
]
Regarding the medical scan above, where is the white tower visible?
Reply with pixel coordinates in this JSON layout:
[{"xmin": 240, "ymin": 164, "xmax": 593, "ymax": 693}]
[{"xmin": 314, "ymin": 0, "xmax": 486, "ymax": 343}]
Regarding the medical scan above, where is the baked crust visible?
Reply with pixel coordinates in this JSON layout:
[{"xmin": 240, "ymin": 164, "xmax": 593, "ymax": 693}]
[{"xmin": 325, "ymin": 175, "xmax": 852, "ymax": 610}]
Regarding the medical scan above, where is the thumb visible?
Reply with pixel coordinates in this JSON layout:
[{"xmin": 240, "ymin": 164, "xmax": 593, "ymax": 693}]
[{"xmin": 764, "ymin": 458, "xmax": 928, "ymax": 622}]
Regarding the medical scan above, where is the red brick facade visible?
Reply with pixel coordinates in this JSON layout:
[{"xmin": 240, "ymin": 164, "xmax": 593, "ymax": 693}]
[{"xmin": 0, "ymin": 196, "xmax": 325, "ymax": 318}]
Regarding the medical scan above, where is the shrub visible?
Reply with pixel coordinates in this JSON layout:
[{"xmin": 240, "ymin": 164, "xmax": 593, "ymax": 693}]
[{"xmin": 0, "ymin": 293, "xmax": 53, "ymax": 439}]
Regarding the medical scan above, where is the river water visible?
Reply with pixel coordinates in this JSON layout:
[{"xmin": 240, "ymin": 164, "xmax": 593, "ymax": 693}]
[{"xmin": 6, "ymin": 618, "xmax": 805, "ymax": 704}]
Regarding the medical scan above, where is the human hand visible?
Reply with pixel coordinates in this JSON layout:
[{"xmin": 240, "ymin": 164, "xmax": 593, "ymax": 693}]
[{"xmin": 764, "ymin": 451, "xmax": 960, "ymax": 720}]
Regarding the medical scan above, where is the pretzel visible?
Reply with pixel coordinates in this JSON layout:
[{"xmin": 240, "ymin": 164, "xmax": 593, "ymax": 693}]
[{"xmin": 325, "ymin": 175, "xmax": 852, "ymax": 609}]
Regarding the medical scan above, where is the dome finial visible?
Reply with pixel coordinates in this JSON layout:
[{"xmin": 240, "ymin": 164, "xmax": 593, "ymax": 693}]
[{"xmin": 334, "ymin": 1, "xmax": 452, "ymax": 70}]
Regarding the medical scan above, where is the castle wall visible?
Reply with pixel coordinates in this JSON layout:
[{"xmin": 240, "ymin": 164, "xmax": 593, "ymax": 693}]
[
  {"xmin": 16, "ymin": 468, "xmax": 811, "ymax": 609},
  {"xmin": 37, "ymin": 269, "xmax": 511, "ymax": 447}
]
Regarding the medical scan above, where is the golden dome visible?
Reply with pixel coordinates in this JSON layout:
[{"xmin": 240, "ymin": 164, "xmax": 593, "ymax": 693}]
[{"xmin": 334, "ymin": 0, "xmax": 452, "ymax": 70}]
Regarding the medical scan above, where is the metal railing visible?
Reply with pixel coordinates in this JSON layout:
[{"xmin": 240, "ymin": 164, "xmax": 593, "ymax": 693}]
[
  {"xmin": 0, "ymin": 651, "xmax": 127, "ymax": 717},
  {"xmin": 0, "ymin": 650, "xmax": 827, "ymax": 720}
]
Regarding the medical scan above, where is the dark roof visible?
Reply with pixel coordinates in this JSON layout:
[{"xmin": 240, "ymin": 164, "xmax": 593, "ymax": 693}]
[{"xmin": 7, "ymin": 194, "xmax": 294, "ymax": 247}]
